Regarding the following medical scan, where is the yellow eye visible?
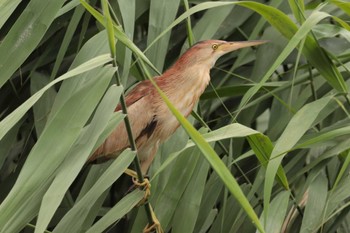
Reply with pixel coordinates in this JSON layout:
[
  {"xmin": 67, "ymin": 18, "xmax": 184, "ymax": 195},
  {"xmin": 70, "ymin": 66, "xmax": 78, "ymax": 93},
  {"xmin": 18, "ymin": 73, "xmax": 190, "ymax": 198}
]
[{"xmin": 212, "ymin": 44, "xmax": 219, "ymax": 50}]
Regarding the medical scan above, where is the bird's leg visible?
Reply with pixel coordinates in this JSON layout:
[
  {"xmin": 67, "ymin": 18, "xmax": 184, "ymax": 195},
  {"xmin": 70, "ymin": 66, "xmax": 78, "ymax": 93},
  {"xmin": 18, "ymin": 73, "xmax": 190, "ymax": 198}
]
[
  {"xmin": 124, "ymin": 168, "xmax": 163, "ymax": 233},
  {"xmin": 143, "ymin": 204, "xmax": 164, "ymax": 233}
]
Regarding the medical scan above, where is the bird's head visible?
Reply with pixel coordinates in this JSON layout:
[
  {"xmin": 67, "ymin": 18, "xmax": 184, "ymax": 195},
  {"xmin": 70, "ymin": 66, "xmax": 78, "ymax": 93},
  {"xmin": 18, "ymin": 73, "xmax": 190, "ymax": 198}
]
[{"xmin": 178, "ymin": 40, "xmax": 267, "ymax": 69}]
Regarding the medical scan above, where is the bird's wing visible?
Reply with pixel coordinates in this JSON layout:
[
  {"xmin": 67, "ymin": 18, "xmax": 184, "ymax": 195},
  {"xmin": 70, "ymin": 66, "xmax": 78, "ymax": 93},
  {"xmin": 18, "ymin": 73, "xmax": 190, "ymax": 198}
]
[{"xmin": 90, "ymin": 81, "xmax": 156, "ymax": 160}]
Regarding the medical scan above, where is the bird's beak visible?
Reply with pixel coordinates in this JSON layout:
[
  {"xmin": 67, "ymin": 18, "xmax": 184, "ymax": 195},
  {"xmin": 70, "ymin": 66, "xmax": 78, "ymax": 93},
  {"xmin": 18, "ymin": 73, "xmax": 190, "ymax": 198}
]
[{"xmin": 220, "ymin": 40, "xmax": 268, "ymax": 53}]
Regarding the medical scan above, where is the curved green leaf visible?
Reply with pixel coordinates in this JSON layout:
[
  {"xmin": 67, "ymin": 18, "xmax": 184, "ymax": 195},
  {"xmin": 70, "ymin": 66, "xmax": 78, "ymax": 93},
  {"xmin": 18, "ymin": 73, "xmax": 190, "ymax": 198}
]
[
  {"xmin": 0, "ymin": 54, "xmax": 112, "ymax": 141},
  {"xmin": 264, "ymin": 96, "xmax": 333, "ymax": 221},
  {"xmin": 0, "ymin": 0, "xmax": 66, "ymax": 88}
]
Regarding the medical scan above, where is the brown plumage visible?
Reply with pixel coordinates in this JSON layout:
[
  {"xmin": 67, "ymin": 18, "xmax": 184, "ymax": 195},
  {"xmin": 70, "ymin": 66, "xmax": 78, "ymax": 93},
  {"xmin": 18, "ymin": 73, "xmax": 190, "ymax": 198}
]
[{"xmin": 90, "ymin": 40, "xmax": 266, "ymax": 174}]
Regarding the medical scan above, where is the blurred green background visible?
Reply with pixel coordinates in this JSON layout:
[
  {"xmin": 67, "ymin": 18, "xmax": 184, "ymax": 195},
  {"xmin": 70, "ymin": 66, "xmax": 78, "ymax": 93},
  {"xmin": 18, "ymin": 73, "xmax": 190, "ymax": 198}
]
[{"xmin": 0, "ymin": 0, "xmax": 350, "ymax": 232}]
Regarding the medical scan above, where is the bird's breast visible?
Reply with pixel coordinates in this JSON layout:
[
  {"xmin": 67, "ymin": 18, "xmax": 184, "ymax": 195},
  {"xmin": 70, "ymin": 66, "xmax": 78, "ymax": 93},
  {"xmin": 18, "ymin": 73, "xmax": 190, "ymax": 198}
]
[{"xmin": 155, "ymin": 68, "xmax": 210, "ymax": 141}]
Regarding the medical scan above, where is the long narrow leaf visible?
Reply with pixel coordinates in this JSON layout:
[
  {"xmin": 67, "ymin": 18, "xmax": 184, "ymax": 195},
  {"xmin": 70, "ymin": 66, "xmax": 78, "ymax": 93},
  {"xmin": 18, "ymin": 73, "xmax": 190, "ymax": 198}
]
[
  {"xmin": 35, "ymin": 85, "xmax": 123, "ymax": 233},
  {"xmin": 86, "ymin": 190, "xmax": 145, "ymax": 233},
  {"xmin": 0, "ymin": 0, "xmax": 66, "ymax": 88},
  {"xmin": 52, "ymin": 150, "xmax": 136, "ymax": 232},
  {"xmin": 0, "ymin": 54, "xmax": 112, "ymax": 141},
  {"xmin": 264, "ymin": 96, "xmax": 333, "ymax": 221}
]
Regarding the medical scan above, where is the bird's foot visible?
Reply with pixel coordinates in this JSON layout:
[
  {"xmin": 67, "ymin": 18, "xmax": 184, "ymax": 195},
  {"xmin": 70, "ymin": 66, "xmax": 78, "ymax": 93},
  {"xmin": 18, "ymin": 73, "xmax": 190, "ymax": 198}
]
[
  {"xmin": 124, "ymin": 169, "xmax": 163, "ymax": 233},
  {"xmin": 143, "ymin": 205, "xmax": 164, "ymax": 233},
  {"xmin": 124, "ymin": 168, "xmax": 151, "ymax": 205}
]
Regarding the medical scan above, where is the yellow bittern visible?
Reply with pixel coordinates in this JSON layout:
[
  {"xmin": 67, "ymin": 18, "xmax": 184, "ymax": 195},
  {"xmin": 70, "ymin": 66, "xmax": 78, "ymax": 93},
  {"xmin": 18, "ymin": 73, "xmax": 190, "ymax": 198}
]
[{"xmin": 90, "ymin": 40, "xmax": 266, "ymax": 174}]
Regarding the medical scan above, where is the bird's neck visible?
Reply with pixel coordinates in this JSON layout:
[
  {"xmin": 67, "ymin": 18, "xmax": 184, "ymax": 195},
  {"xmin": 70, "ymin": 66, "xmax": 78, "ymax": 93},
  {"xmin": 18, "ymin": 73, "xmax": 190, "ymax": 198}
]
[
  {"xmin": 161, "ymin": 63, "xmax": 211, "ymax": 93},
  {"xmin": 157, "ymin": 64, "xmax": 211, "ymax": 116}
]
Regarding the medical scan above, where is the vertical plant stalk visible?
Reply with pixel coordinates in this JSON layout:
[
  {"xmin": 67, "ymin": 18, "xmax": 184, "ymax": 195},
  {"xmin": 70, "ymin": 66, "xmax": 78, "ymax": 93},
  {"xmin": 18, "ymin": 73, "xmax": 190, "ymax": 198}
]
[
  {"xmin": 102, "ymin": 0, "xmax": 155, "ymax": 228},
  {"xmin": 183, "ymin": 0, "xmax": 195, "ymax": 46},
  {"xmin": 113, "ymin": 59, "xmax": 156, "ymax": 231},
  {"xmin": 113, "ymin": 70, "xmax": 145, "ymax": 179}
]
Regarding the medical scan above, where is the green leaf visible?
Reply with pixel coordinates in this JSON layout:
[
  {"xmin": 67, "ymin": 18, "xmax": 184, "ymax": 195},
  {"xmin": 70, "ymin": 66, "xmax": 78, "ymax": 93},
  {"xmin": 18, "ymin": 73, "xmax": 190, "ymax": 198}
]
[
  {"xmin": 153, "ymin": 146, "xmax": 207, "ymax": 231},
  {"xmin": 264, "ymin": 96, "xmax": 333, "ymax": 221},
  {"xmin": 80, "ymin": 0, "xmax": 159, "ymax": 74},
  {"xmin": 0, "ymin": 120, "xmax": 22, "ymax": 172},
  {"xmin": 300, "ymin": 173, "xmax": 328, "ymax": 233},
  {"xmin": 260, "ymin": 191, "xmax": 290, "ymax": 233},
  {"xmin": 172, "ymin": 152, "xmax": 210, "ymax": 233},
  {"xmin": 146, "ymin": 0, "xmax": 181, "ymax": 71},
  {"xmin": 50, "ymin": 4, "xmax": 86, "ymax": 81},
  {"xmin": 0, "ymin": 54, "xmax": 112, "ymax": 141},
  {"xmin": 332, "ymin": 150, "xmax": 350, "ymax": 190},
  {"xmin": 0, "ymin": 0, "xmax": 21, "ymax": 28},
  {"xmin": 35, "ymin": 85, "xmax": 123, "ymax": 233},
  {"xmin": 52, "ymin": 149, "xmax": 136, "ymax": 232},
  {"xmin": 236, "ymin": 3, "xmax": 347, "ymax": 112},
  {"xmin": 248, "ymin": 134, "xmax": 289, "ymax": 189},
  {"xmin": 0, "ymin": 65, "xmax": 115, "ymax": 231},
  {"xmin": 116, "ymin": 0, "xmax": 135, "ymax": 85},
  {"xmin": 86, "ymin": 190, "xmax": 145, "ymax": 233},
  {"xmin": 102, "ymin": 0, "xmax": 116, "ymax": 58},
  {"xmin": 48, "ymin": 31, "xmax": 111, "ymax": 119},
  {"xmin": 0, "ymin": 31, "xmax": 115, "ymax": 231},
  {"xmin": 56, "ymin": 0, "xmax": 80, "ymax": 18},
  {"xmin": 0, "ymin": 0, "xmax": 66, "ymax": 88},
  {"xmin": 152, "ymin": 123, "xmax": 260, "ymax": 179},
  {"xmin": 288, "ymin": 0, "xmax": 305, "ymax": 24},
  {"xmin": 30, "ymin": 72, "xmax": 57, "ymax": 136},
  {"xmin": 331, "ymin": 0, "xmax": 350, "ymax": 16},
  {"xmin": 201, "ymin": 83, "xmax": 281, "ymax": 99}
]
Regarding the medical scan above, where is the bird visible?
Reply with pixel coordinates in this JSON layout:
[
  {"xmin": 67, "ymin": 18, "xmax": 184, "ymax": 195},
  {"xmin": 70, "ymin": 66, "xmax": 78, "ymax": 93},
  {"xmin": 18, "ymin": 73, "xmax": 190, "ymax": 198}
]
[{"xmin": 90, "ymin": 40, "xmax": 266, "ymax": 174}]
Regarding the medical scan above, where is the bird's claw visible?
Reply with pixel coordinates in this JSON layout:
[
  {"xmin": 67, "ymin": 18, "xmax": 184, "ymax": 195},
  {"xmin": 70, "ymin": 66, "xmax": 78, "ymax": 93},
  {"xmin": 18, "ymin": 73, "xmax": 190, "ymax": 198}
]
[
  {"xmin": 124, "ymin": 169, "xmax": 163, "ymax": 233},
  {"xmin": 143, "ymin": 205, "xmax": 164, "ymax": 233},
  {"xmin": 132, "ymin": 176, "xmax": 151, "ymax": 206},
  {"xmin": 124, "ymin": 168, "xmax": 151, "ymax": 205},
  {"xmin": 143, "ymin": 222, "xmax": 163, "ymax": 233}
]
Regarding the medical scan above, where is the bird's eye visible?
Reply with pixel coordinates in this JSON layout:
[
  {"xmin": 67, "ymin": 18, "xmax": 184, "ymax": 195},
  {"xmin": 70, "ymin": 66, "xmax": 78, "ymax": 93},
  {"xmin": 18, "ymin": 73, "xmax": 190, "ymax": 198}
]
[{"xmin": 212, "ymin": 44, "xmax": 219, "ymax": 50}]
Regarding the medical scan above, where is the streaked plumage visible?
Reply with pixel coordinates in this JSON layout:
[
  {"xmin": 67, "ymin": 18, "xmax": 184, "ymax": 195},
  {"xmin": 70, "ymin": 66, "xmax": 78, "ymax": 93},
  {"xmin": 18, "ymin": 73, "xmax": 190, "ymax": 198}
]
[{"xmin": 90, "ymin": 40, "xmax": 266, "ymax": 174}]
